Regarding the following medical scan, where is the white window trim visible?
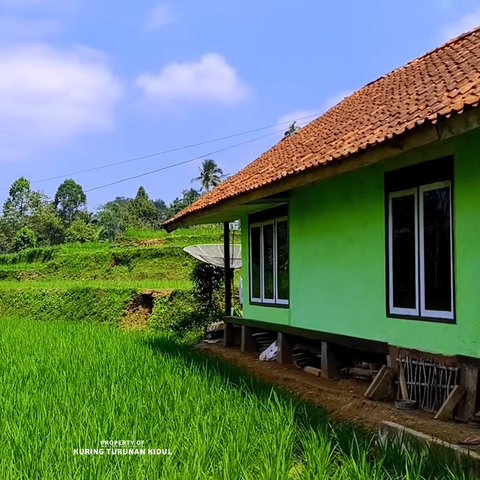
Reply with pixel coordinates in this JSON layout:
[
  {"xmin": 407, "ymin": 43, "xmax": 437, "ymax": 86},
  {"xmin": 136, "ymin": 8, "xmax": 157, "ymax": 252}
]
[
  {"xmin": 249, "ymin": 225, "xmax": 262, "ymax": 304},
  {"xmin": 388, "ymin": 188, "xmax": 419, "ymax": 317},
  {"xmin": 276, "ymin": 217, "xmax": 289, "ymax": 305},
  {"xmin": 249, "ymin": 217, "xmax": 289, "ymax": 306},
  {"xmin": 388, "ymin": 181, "xmax": 454, "ymax": 320},
  {"xmin": 419, "ymin": 181, "xmax": 454, "ymax": 320},
  {"xmin": 261, "ymin": 220, "xmax": 275, "ymax": 304}
]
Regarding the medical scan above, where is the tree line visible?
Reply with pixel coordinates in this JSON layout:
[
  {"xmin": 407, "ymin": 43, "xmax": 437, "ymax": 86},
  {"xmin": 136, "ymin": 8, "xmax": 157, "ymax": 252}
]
[{"xmin": 0, "ymin": 159, "xmax": 226, "ymax": 252}]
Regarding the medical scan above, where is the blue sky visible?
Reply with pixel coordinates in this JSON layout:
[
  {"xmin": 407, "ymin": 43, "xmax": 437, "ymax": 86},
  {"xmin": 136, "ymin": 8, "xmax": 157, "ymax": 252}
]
[{"xmin": 0, "ymin": 0, "xmax": 479, "ymax": 211}]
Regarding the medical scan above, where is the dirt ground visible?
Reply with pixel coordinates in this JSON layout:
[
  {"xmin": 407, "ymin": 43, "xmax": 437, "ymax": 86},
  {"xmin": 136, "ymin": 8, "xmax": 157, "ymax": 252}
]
[
  {"xmin": 198, "ymin": 342, "xmax": 480, "ymax": 445},
  {"xmin": 121, "ymin": 292, "xmax": 166, "ymax": 330}
]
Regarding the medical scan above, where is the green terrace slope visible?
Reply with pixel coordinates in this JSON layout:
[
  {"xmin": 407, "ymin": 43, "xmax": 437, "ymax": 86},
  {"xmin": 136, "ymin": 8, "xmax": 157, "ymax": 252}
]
[
  {"xmin": 0, "ymin": 226, "xmax": 223, "ymax": 288},
  {"xmin": 0, "ymin": 226, "xmax": 224, "ymax": 326}
]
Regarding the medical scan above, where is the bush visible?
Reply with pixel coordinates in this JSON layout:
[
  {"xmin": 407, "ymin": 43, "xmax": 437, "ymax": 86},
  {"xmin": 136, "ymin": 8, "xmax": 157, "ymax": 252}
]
[
  {"xmin": 65, "ymin": 220, "xmax": 98, "ymax": 244},
  {"xmin": 149, "ymin": 263, "xmax": 225, "ymax": 339},
  {"xmin": 0, "ymin": 287, "xmax": 133, "ymax": 324},
  {"xmin": 150, "ymin": 291, "xmax": 203, "ymax": 337},
  {"xmin": 191, "ymin": 262, "xmax": 224, "ymax": 328},
  {"xmin": 12, "ymin": 227, "xmax": 37, "ymax": 252}
]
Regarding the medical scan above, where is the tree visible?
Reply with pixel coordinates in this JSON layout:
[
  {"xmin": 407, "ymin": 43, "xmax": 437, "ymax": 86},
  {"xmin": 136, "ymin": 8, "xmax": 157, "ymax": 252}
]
[
  {"xmin": 130, "ymin": 187, "xmax": 159, "ymax": 229},
  {"xmin": 28, "ymin": 204, "xmax": 65, "ymax": 246},
  {"xmin": 153, "ymin": 198, "xmax": 168, "ymax": 223},
  {"xmin": 3, "ymin": 177, "xmax": 37, "ymax": 233},
  {"xmin": 192, "ymin": 159, "xmax": 226, "ymax": 193},
  {"xmin": 167, "ymin": 189, "xmax": 201, "ymax": 219},
  {"xmin": 0, "ymin": 219, "xmax": 13, "ymax": 253},
  {"xmin": 54, "ymin": 179, "xmax": 87, "ymax": 226},
  {"xmin": 191, "ymin": 262, "xmax": 224, "ymax": 332},
  {"xmin": 4, "ymin": 177, "xmax": 31, "ymax": 216},
  {"xmin": 12, "ymin": 227, "xmax": 37, "ymax": 252},
  {"xmin": 65, "ymin": 219, "xmax": 98, "ymax": 244},
  {"xmin": 96, "ymin": 197, "xmax": 134, "ymax": 240},
  {"xmin": 2, "ymin": 178, "xmax": 51, "ymax": 248}
]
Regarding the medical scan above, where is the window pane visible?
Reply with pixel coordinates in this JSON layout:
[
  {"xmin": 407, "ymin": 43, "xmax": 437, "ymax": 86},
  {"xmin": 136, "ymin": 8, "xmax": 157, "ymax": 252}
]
[
  {"xmin": 276, "ymin": 220, "xmax": 289, "ymax": 301},
  {"xmin": 423, "ymin": 187, "xmax": 452, "ymax": 312},
  {"xmin": 391, "ymin": 194, "xmax": 417, "ymax": 309},
  {"xmin": 250, "ymin": 226, "xmax": 261, "ymax": 299},
  {"xmin": 263, "ymin": 224, "xmax": 274, "ymax": 300}
]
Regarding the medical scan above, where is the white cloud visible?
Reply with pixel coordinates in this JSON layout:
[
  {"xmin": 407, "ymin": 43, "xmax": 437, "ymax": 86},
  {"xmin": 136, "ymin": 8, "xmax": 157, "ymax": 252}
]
[
  {"xmin": 0, "ymin": 43, "xmax": 123, "ymax": 161},
  {"xmin": 144, "ymin": 3, "xmax": 174, "ymax": 30},
  {"xmin": 442, "ymin": 8, "xmax": 480, "ymax": 41},
  {"xmin": 136, "ymin": 53, "xmax": 251, "ymax": 109}
]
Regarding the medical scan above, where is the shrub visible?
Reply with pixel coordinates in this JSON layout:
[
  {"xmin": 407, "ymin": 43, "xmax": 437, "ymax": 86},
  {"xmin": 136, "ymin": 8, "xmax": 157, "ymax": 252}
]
[
  {"xmin": 149, "ymin": 263, "xmax": 225, "ymax": 338},
  {"xmin": 150, "ymin": 291, "xmax": 202, "ymax": 337},
  {"xmin": 191, "ymin": 262, "xmax": 224, "ymax": 329},
  {"xmin": 65, "ymin": 219, "xmax": 98, "ymax": 244},
  {"xmin": 12, "ymin": 227, "xmax": 37, "ymax": 252}
]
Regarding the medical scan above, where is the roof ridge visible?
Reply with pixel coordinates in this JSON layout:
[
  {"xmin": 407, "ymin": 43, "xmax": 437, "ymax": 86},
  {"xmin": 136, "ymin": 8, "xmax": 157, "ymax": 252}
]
[
  {"xmin": 312, "ymin": 26, "xmax": 480, "ymax": 120},
  {"xmin": 404, "ymin": 25, "xmax": 480, "ymax": 65},
  {"xmin": 164, "ymin": 25, "xmax": 480, "ymax": 230}
]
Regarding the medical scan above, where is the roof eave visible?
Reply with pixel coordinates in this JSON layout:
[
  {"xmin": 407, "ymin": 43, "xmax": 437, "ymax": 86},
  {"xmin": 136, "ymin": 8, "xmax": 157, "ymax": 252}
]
[{"xmin": 164, "ymin": 106, "xmax": 480, "ymax": 232}]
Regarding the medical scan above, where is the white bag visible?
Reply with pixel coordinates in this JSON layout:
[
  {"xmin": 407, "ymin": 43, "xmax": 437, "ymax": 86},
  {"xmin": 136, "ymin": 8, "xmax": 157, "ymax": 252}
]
[{"xmin": 259, "ymin": 341, "xmax": 278, "ymax": 362}]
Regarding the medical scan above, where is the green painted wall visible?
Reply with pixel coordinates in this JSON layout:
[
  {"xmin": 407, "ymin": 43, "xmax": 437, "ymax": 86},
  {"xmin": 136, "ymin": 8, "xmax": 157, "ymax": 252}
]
[{"xmin": 242, "ymin": 128, "xmax": 480, "ymax": 358}]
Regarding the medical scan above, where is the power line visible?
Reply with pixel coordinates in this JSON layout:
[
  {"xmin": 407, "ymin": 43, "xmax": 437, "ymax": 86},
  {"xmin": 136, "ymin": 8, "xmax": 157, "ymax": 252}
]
[
  {"xmin": 85, "ymin": 128, "xmax": 286, "ymax": 193},
  {"xmin": 0, "ymin": 112, "xmax": 319, "ymax": 192}
]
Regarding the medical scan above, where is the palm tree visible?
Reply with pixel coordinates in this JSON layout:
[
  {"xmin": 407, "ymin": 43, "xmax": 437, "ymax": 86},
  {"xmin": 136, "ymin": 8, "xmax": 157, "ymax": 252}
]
[{"xmin": 192, "ymin": 159, "xmax": 226, "ymax": 193}]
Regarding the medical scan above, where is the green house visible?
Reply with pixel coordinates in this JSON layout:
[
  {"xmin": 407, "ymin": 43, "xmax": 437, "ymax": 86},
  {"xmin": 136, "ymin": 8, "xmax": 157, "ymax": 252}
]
[{"xmin": 165, "ymin": 28, "xmax": 480, "ymax": 415}]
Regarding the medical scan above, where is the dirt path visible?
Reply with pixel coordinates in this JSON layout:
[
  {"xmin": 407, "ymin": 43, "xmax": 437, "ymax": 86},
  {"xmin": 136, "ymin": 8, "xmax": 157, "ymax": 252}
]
[{"xmin": 198, "ymin": 343, "xmax": 480, "ymax": 445}]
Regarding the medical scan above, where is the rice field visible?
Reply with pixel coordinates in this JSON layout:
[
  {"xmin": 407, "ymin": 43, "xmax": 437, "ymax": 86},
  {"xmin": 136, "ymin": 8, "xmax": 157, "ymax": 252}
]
[{"xmin": 0, "ymin": 317, "xmax": 474, "ymax": 479}]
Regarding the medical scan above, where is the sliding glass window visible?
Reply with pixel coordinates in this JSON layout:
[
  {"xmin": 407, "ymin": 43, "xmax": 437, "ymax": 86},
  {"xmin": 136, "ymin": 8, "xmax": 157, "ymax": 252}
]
[
  {"xmin": 388, "ymin": 180, "xmax": 453, "ymax": 321},
  {"xmin": 249, "ymin": 217, "xmax": 289, "ymax": 306}
]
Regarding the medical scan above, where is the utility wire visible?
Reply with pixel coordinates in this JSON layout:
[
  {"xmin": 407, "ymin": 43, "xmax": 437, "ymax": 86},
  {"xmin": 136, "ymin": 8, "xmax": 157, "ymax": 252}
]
[
  {"xmin": 85, "ymin": 128, "xmax": 286, "ymax": 193},
  {"xmin": 0, "ymin": 112, "xmax": 318, "ymax": 192}
]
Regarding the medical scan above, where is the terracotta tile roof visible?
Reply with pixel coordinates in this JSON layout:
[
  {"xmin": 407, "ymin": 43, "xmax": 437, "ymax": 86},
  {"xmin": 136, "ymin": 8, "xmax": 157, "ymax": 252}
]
[{"xmin": 165, "ymin": 27, "xmax": 480, "ymax": 229}]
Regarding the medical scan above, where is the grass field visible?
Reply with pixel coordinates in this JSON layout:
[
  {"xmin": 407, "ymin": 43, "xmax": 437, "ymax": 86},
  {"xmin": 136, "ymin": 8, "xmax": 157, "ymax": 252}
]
[
  {"xmin": 0, "ymin": 317, "xmax": 473, "ymax": 480},
  {"xmin": 0, "ymin": 279, "xmax": 191, "ymax": 290},
  {"xmin": 0, "ymin": 229, "xmax": 475, "ymax": 479}
]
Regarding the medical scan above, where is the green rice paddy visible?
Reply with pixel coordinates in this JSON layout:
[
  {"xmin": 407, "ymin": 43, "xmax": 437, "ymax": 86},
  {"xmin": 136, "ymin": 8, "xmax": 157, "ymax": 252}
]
[
  {"xmin": 0, "ymin": 317, "xmax": 474, "ymax": 479},
  {"xmin": 0, "ymin": 230, "xmax": 475, "ymax": 479}
]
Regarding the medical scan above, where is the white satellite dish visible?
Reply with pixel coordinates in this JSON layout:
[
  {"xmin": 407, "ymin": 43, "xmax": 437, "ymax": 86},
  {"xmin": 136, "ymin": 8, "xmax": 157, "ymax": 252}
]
[{"xmin": 183, "ymin": 244, "xmax": 242, "ymax": 269}]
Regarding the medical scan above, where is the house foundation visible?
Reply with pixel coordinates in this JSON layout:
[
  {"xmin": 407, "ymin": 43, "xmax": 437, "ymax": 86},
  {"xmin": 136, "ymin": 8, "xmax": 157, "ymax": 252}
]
[{"xmin": 222, "ymin": 317, "xmax": 480, "ymax": 423}]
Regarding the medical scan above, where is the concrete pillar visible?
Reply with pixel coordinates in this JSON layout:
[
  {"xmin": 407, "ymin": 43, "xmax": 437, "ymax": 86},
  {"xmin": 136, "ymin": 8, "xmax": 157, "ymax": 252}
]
[
  {"xmin": 277, "ymin": 332, "xmax": 293, "ymax": 364},
  {"xmin": 223, "ymin": 222, "xmax": 232, "ymax": 317},
  {"xmin": 223, "ymin": 322, "xmax": 235, "ymax": 348},
  {"xmin": 457, "ymin": 366, "xmax": 479, "ymax": 421},
  {"xmin": 241, "ymin": 325, "xmax": 257, "ymax": 352},
  {"xmin": 321, "ymin": 341, "xmax": 340, "ymax": 379}
]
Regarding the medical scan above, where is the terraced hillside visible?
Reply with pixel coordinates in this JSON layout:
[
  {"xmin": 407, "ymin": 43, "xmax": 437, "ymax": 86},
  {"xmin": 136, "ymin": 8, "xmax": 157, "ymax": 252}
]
[{"xmin": 0, "ymin": 226, "xmax": 224, "ymax": 325}]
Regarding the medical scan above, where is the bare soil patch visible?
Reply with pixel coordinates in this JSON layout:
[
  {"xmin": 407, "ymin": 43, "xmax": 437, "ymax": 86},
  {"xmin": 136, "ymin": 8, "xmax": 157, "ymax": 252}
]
[
  {"xmin": 121, "ymin": 291, "xmax": 167, "ymax": 330},
  {"xmin": 198, "ymin": 343, "xmax": 480, "ymax": 445}
]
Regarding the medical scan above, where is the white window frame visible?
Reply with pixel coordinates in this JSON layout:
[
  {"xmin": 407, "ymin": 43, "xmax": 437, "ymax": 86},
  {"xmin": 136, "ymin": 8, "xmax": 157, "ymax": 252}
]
[
  {"xmin": 260, "ymin": 219, "xmax": 275, "ymax": 305},
  {"xmin": 275, "ymin": 217, "xmax": 289, "ymax": 305},
  {"xmin": 388, "ymin": 188, "xmax": 419, "ymax": 316},
  {"xmin": 419, "ymin": 181, "xmax": 454, "ymax": 320},
  {"xmin": 388, "ymin": 181, "xmax": 454, "ymax": 320},
  {"xmin": 249, "ymin": 224, "xmax": 262, "ymax": 304},
  {"xmin": 249, "ymin": 217, "xmax": 289, "ymax": 306}
]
